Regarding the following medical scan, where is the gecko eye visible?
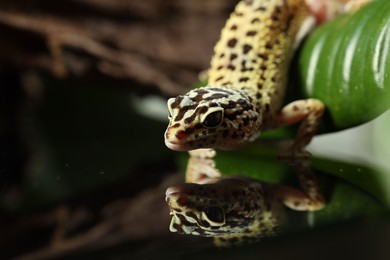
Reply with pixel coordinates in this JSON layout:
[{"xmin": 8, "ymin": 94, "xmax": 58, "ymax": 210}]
[
  {"xmin": 202, "ymin": 110, "xmax": 223, "ymax": 128},
  {"xmin": 202, "ymin": 206, "xmax": 225, "ymax": 225}
]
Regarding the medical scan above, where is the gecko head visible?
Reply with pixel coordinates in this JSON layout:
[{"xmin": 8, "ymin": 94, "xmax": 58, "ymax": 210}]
[
  {"xmin": 164, "ymin": 87, "xmax": 261, "ymax": 151},
  {"xmin": 165, "ymin": 178, "xmax": 269, "ymax": 238}
]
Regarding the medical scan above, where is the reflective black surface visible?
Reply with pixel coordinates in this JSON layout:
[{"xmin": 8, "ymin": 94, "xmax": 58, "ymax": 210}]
[{"xmin": 0, "ymin": 74, "xmax": 389, "ymax": 259}]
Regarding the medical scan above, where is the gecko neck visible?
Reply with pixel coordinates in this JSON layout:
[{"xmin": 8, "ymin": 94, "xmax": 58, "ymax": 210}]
[{"xmin": 207, "ymin": 0, "xmax": 311, "ymax": 118}]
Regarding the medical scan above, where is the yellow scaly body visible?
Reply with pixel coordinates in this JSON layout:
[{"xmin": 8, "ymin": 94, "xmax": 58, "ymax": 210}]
[{"xmin": 165, "ymin": 0, "xmax": 324, "ymax": 155}]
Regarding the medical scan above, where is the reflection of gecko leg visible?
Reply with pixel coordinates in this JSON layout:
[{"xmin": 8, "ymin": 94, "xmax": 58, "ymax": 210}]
[
  {"xmin": 277, "ymin": 160, "xmax": 325, "ymax": 211},
  {"xmin": 185, "ymin": 149, "xmax": 221, "ymax": 184}
]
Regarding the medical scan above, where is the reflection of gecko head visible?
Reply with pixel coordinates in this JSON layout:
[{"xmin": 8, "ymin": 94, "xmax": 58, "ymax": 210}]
[{"xmin": 165, "ymin": 177, "xmax": 285, "ymax": 244}]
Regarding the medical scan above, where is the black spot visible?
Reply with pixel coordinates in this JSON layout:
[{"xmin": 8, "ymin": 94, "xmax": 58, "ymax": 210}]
[
  {"xmin": 222, "ymin": 81, "xmax": 232, "ymax": 86},
  {"xmin": 225, "ymin": 110, "xmax": 243, "ymax": 121},
  {"xmin": 171, "ymin": 207, "xmax": 182, "ymax": 213},
  {"xmin": 199, "ymin": 219, "xmax": 211, "ymax": 228},
  {"xmin": 222, "ymin": 100, "xmax": 238, "ymax": 109},
  {"xmin": 230, "ymin": 24, "xmax": 238, "ymax": 30},
  {"xmin": 177, "ymin": 214, "xmax": 192, "ymax": 226},
  {"xmin": 172, "ymin": 223, "xmax": 181, "ymax": 231},
  {"xmin": 227, "ymin": 64, "xmax": 236, "ymax": 70},
  {"xmin": 194, "ymin": 89, "xmax": 209, "ymax": 95},
  {"xmin": 183, "ymin": 127, "xmax": 195, "ymax": 135},
  {"xmin": 258, "ymin": 53, "xmax": 268, "ymax": 60},
  {"xmin": 243, "ymin": 44, "xmax": 252, "ymax": 54},
  {"xmin": 241, "ymin": 67, "xmax": 254, "ymax": 72},
  {"xmin": 191, "ymin": 90, "xmax": 208, "ymax": 103},
  {"xmin": 215, "ymin": 76, "xmax": 224, "ymax": 82},
  {"xmin": 239, "ymin": 77, "xmax": 249, "ymax": 82},
  {"xmin": 251, "ymin": 18, "xmax": 260, "ymax": 24},
  {"xmin": 206, "ymin": 93, "xmax": 229, "ymax": 100},
  {"xmin": 246, "ymin": 30, "xmax": 257, "ymax": 36},
  {"xmin": 183, "ymin": 106, "xmax": 207, "ymax": 124},
  {"xmin": 227, "ymin": 38, "xmax": 238, "ymax": 48},
  {"xmin": 174, "ymin": 104, "xmax": 197, "ymax": 122},
  {"xmin": 256, "ymin": 93, "xmax": 262, "ymax": 99},
  {"xmin": 230, "ymin": 53, "xmax": 238, "ymax": 61},
  {"xmin": 171, "ymin": 96, "xmax": 183, "ymax": 109},
  {"xmin": 185, "ymin": 211, "xmax": 198, "ymax": 220},
  {"xmin": 237, "ymin": 99, "xmax": 247, "ymax": 107}
]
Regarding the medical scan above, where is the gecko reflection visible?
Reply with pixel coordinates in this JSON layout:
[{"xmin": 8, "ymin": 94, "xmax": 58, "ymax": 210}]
[
  {"xmin": 165, "ymin": 149, "xmax": 325, "ymax": 247},
  {"xmin": 166, "ymin": 177, "xmax": 285, "ymax": 246}
]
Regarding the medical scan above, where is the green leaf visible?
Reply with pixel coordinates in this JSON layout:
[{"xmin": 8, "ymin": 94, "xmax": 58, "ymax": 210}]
[{"xmin": 297, "ymin": 0, "xmax": 390, "ymax": 131}]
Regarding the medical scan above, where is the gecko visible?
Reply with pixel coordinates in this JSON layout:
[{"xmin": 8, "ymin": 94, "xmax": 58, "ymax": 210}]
[
  {"xmin": 164, "ymin": 0, "xmax": 370, "ymax": 155},
  {"xmin": 164, "ymin": 0, "xmax": 370, "ymax": 247},
  {"xmin": 165, "ymin": 0, "xmax": 327, "ymax": 156}
]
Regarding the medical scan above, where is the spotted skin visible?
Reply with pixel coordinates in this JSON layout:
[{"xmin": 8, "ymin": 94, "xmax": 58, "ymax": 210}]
[
  {"xmin": 166, "ymin": 177, "xmax": 286, "ymax": 247},
  {"xmin": 165, "ymin": 0, "xmax": 325, "ymax": 155}
]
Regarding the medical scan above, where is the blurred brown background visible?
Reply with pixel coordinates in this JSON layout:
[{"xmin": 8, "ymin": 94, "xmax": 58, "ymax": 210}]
[{"xmin": 0, "ymin": 0, "xmax": 237, "ymax": 95}]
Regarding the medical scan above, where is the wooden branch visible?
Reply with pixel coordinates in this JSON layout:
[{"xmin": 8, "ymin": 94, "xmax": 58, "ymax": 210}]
[{"xmin": 0, "ymin": 0, "xmax": 235, "ymax": 95}]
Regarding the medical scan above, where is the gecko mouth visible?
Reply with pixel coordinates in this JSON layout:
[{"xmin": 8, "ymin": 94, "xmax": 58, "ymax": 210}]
[{"xmin": 164, "ymin": 139, "xmax": 188, "ymax": 151}]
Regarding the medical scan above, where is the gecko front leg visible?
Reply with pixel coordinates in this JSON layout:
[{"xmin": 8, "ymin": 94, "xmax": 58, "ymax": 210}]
[{"xmin": 274, "ymin": 98, "xmax": 325, "ymax": 157}]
